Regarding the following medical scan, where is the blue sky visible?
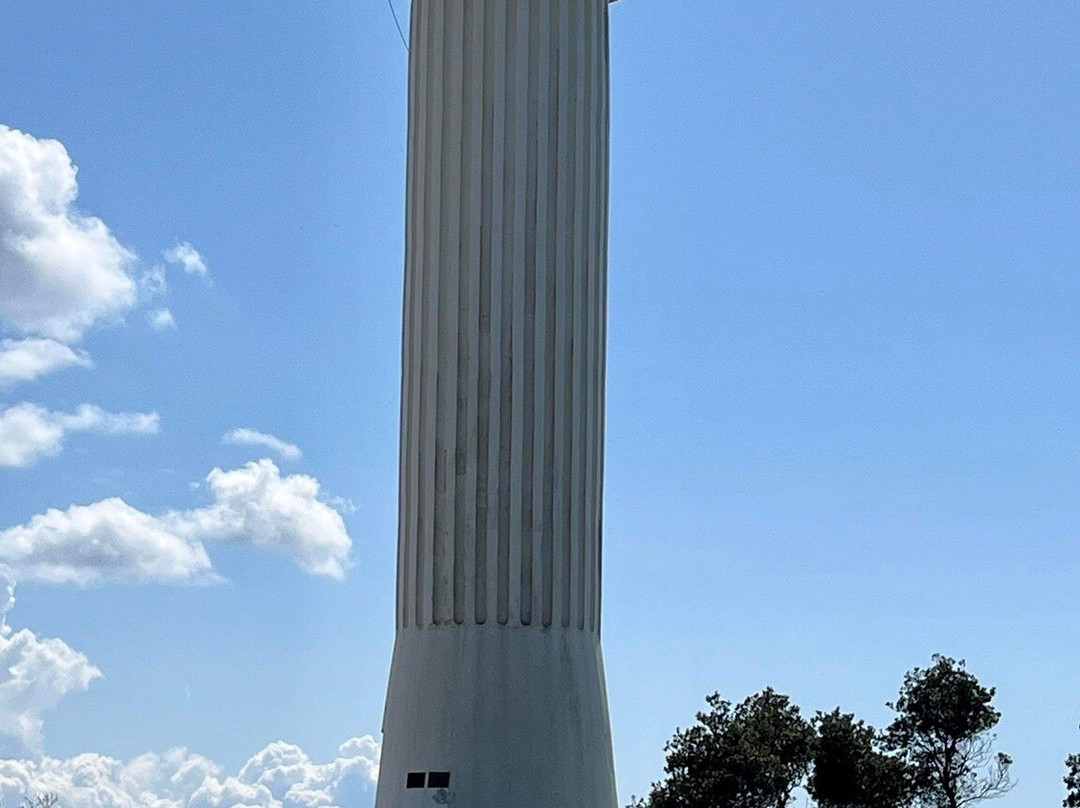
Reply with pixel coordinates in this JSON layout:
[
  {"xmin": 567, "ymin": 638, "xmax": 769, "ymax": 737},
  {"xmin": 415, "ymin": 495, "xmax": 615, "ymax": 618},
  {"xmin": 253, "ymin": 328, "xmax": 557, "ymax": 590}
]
[{"xmin": 0, "ymin": 1, "xmax": 1077, "ymax": 807}]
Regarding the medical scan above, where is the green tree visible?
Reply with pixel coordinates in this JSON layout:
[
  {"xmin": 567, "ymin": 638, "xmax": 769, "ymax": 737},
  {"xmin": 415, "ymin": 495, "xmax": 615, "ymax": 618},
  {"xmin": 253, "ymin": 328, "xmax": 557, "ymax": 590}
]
[
  {"xmin": 884, "ymin": 655, "xmax": 1012, "ymax": 808},
  {"xmin": 1064, "ymin": 743, "xmax": 1080, "ymax": 808},
  {"xmin": 809, "ymin": 709, "xmax": 912, "ymax": 808},
  {"xmin": 630, "ymin": 688, "xmax": 815, "ymax": 808}
]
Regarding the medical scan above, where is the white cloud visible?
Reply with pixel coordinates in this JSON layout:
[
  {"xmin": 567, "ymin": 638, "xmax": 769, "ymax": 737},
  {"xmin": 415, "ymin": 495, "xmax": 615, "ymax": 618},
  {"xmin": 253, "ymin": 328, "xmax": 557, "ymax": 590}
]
[
  {"xmin": 0, "ymin": 738, "xmax": 378, "ymax": 808},
  {"xmin": 56, "ymin": 406, "xmax": 160, "ymax": 435},
  {"xmin": 0, "ymin": 576, "xmax": 102, "ymax": 757},
  {"xmin": 0, "ymin": 498, "xmax": 218, "ymax": 586},
  {"xmin": 0, "ymin": 339, "xmax": 92, "ymax": 386},
  {"xmin": 0, "ymin": 403, "xmax": 160, "ymax": 468},
  {"xmin": 0, "ymin": 459, "xmax": 353, "ymax": 585},
  {"xmin": 147, "ymin": 308, "xmax": 177, "ymax": 331},
  {"xmin": 223, "ymin": 429, "xmax": 302, "ymax": 462},
  {"xmin": 164, "ymin": 243, "xmax": 208, "ymax": 279},
  {"xmin": 174, "ymin": 460, "xmax": 351, "ymax": 580},
  {"xmin": 0, "ymin": 125, "xmax": 137, "ymax": 343}
]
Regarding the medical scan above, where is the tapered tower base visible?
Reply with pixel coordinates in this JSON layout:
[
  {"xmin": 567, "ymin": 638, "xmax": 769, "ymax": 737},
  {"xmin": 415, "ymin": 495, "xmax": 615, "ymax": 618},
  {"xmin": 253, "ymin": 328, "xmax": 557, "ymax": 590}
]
[{"xmin": 375, "ymin": 627, "xmax": 617, "ymax": 808}]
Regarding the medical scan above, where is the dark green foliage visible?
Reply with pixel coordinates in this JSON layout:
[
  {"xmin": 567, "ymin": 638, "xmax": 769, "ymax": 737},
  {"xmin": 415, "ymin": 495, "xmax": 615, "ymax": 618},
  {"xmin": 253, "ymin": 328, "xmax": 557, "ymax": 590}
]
[
  {"xmin": 632, "ymin": 656, "xmax": 1017, "ymax": 808},
  {"xmin": 630, "ymin": 688, "xmax": 815, "ymax": 808},
  {"xmin": 809, "ymin": 709, "xmax": 912, "ymax": 808},
  {"xmin": 884, "ymin": 655, "xmax": 1012, "ymax": 808},
  {"xmin": 1064, "ymin": 749, "xmax": 1080, "ymax": 808}
]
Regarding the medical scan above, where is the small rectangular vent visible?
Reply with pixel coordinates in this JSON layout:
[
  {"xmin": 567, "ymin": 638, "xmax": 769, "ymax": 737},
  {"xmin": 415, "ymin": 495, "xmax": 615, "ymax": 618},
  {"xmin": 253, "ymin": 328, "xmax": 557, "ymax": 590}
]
[
  {"xmin": 427, "ymin": 772, "xmax": 451, "ymax": 789},
  {"xmin": 406, "ymin": 772, "xmax": 426, "ymax": 789}
]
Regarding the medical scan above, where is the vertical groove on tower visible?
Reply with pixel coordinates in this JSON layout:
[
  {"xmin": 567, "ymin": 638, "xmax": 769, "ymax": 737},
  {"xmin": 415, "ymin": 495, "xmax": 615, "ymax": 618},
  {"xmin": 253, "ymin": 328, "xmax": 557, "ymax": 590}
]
[
  {"xmin": 536, "ymin": 0, "xmax": 556, "ymax": 630},
  {"xmin": 575, "ymin": 0, "xmax": 590, "ymax": 631},
  {"xmin": 519, "ymin": 0, "xmax": 538, "ymax": 626},
  {"xmin": 458, "ymin": 0, "xmax": 481, "ymax": 627},
  {"xmin": 571, "ymin": 0, "xmax": 586, "ymax": 631},
  {"xmin": 582, "ymin": 0, "xmax": 596, "ymax": 635},
  {"xmin": 601, "ymin": 0, "xmax": 610, "ymax": 635},
  {"xmin": 488, "ymin": 0, "xmax": 507, "ymax": 629},
  {"xmin": 433, "ymin": 0, "xmax": 461, "ymax": 627},
  {"xmin": 474, "ymin": 0, "xmax": 493, "ymax": 627},
  {"xmin": 600, "ymin": 0, "xmax": 610, "ymax": 634},
  {"xmin": 398, "ymin": 0, "xmax": 419, "ymax": 632},
  {"xmin": 586, "ymin": 0, "xmax": 604, "ymax": 635},
  {"xmin": 554, "ymin": 0, "xmax": 572, "ymax": 629},
  {"xmin": 417, "ymin": 0, "xmax": 440, "ymax": 629},
  {"xmin": 498, "ymin": 0, "xmax": 517, "ymax": 628},
  {"xmin": 399, "ymin": 0, "xmax": 609, "ymax": 635}
]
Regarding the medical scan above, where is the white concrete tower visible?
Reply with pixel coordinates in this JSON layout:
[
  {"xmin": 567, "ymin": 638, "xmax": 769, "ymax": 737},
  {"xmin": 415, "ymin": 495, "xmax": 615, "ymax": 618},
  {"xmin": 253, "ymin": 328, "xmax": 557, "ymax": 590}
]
[{"xmin": 375, "ymin": 2, "xmax": 617, "ymax": 806}]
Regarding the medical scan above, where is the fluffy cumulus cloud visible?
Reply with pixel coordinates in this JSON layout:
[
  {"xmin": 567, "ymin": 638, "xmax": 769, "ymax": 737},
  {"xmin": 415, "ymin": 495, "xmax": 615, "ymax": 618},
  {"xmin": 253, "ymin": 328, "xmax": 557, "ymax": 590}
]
[
  {"xmin": 0, "ymin": 126, "xmax": 206, "ymax": 386},
  {"xmin": 164, "ymin": 243, "xmax": 208, "ymax": 279},
  {"xmin": 175, "ymin": 460, "xmax": 351, "ymax": 579},
  {"xmin": 0, "ymin": 498, "xmax": 218, "ymax": 586},
  {"xmin": 0, "ymin": 125, "xmax": 137, "ymax": 343},
  {"xmin": 0, "ymin": 339, "xmax": 93, "ymax": 386},
  {"xmin": 222, "ymin": 429, "xmax": 302, "ymax": 462},
  {"xmin": 0, "ymin": 403, "xmax": 160, "ymax": 468},
  {"xmin": 0, "ymin": 577, "xmax": 102, "ymax": 757},
  {"xmin": 0, "ymin": 582, "xmax": 378, "ymax": 799},
  {"xmin": 0, "ymin": 737, "xmax": 378, "ymax": 808},
  {"xmin": 0, "ymin": 460, "xmax": 352, "ymax": 585}
]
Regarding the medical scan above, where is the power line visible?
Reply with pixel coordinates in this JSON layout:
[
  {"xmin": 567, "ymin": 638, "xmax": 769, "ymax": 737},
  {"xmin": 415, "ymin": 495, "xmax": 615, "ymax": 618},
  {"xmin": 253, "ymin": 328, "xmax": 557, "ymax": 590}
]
[{"xmin": 387, "ymin": 0, "xmax": 408, "ymax": 52}]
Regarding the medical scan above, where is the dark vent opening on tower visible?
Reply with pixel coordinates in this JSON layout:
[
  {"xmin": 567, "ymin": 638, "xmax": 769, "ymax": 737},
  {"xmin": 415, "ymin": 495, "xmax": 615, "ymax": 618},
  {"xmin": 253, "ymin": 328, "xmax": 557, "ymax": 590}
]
[
  {"xmin": 427, "ymin": 772, "xmax": 451, "ymax": 789},
  {"xmin": 406, "ymin": 772, "xmax": 426, "ymax": 789}
]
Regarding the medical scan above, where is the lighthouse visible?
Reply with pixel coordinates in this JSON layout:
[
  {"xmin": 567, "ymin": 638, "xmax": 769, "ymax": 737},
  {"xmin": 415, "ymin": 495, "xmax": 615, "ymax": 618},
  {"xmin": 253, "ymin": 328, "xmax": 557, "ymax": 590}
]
[{"xmin": 375, "ymin": 2, "xmax": 618, "ymax": 806}]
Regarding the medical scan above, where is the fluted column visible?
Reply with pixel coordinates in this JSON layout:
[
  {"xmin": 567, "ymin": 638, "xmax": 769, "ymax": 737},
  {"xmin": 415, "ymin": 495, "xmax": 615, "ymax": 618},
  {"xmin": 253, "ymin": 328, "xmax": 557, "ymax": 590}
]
[{"xmin": 398, "ymin": 0, "xmax": 610, "ymax": 635}]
